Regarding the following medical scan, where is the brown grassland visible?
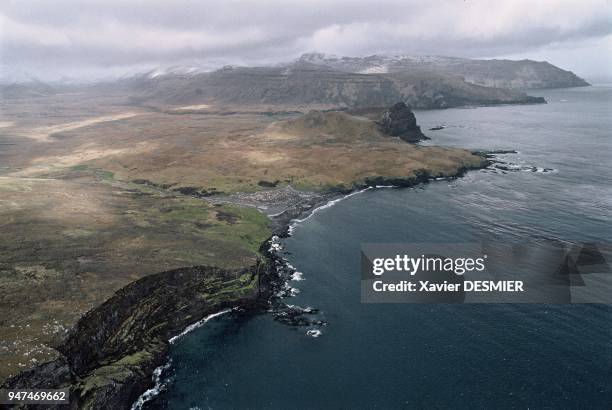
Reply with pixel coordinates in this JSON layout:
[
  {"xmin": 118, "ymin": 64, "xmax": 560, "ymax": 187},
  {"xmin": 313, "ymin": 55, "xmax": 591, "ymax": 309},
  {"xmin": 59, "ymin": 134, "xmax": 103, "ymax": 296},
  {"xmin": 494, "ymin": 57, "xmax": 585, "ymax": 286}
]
[{"xmin": 0, "ymin": 92, "xmax": 485, "ymax": 380}]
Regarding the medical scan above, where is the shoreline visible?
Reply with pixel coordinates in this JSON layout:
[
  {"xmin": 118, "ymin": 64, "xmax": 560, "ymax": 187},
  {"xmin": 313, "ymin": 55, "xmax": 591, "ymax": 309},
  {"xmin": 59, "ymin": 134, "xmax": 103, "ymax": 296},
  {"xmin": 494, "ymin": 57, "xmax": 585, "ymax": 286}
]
[
  {"xmin": 2, "ymin": 265, "xmax": 271, "ymax": 409},
  {"xmin": 2, "ymin": 154, "xmax": 495, "ymax": 409},
  {"xmin": 269, "ymin": 159, "xmax": 491, "ymax": 238},
  {"xmin": 130, "ymin": 309, "xmax": 233, "ymax": 410}
]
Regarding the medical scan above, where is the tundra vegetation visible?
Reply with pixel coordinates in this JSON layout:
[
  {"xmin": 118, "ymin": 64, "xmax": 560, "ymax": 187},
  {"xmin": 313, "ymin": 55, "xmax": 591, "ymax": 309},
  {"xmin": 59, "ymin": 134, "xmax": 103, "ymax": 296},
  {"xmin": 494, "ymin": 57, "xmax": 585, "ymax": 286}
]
[{"xmin": 0, "ymin": 85, "xmax": 485, "ymax": 386}]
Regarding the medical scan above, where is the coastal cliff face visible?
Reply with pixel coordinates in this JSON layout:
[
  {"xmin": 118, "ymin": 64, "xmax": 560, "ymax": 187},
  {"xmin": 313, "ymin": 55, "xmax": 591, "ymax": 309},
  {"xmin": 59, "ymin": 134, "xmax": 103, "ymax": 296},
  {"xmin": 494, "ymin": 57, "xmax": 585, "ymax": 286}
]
[{"xmin": 3, "ymin": 264, "xmax": 270, "ymax": 409}]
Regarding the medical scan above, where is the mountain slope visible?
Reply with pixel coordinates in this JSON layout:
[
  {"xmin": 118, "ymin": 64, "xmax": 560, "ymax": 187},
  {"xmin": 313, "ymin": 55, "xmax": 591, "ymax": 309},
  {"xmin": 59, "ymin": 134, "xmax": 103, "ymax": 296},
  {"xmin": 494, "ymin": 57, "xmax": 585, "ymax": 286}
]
[
  {"xmin": 298, "ymin": 53, "xmax": 589, "ymax": 89},
  {"xmin": 131, "ymin": 64, "xmax": 400, "ymax": 107},
  {"xmin": 0, "ymin": 81, "xmax": 57, "ymax": 99},
  {"xmin": 386, "ymin": 71, "xmax": 545, "ymax": 108},
  {"xmin": 131, "ymin": 63, "xmax": 544, "ymax": 109}
]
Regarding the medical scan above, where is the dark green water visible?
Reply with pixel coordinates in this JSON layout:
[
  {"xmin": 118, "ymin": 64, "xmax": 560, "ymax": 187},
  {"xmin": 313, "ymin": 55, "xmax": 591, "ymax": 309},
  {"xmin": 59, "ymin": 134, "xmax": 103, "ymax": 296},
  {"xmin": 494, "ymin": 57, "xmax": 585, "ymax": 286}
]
[{"xmin": 147, "ymin": 86, "xmax": 612, "ymax": 409}]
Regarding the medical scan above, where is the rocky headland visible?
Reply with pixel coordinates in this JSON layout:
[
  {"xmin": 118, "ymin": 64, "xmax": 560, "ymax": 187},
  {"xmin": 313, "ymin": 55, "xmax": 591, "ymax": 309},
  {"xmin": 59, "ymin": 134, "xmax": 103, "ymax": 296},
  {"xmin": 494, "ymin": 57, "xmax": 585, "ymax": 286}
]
[
  {"xmin": 0, "ymin": 88, "xmax": 522, "ymax": 410},
  {"xmin": 377, "ymin": 102, "xmax": 428, "ymax": 143},
  {"xmin": 1, "ymin": 145, "xmax": 495, "ymax": 408},
  {"xmin": 2, "ymin": 264, "xmax": 272, "ymax": 409}
]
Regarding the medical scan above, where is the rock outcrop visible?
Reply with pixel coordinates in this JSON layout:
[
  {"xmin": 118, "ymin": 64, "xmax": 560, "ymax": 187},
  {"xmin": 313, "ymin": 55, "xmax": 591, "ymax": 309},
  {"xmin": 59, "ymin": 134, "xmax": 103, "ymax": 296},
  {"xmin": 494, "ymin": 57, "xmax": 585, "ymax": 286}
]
[
  {"xmin": 377, "ymin": 102, "xmax": 428, "ymax": 143},
  {"xmin": 2, "ymin": 263, "xmax": 271, "ymax": 409}
]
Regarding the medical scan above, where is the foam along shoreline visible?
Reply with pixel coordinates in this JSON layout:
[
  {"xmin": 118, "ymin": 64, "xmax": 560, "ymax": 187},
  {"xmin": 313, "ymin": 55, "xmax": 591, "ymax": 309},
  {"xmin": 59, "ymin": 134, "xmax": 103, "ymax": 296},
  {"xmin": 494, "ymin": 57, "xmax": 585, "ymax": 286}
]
[
  {"xmin": 2, "ymin": 155, "xmax": 490, "ymax": 407},
  {"xmin": 282, "ymin": 173, "xmax": 474, "ymax": 237},
  {"xmin": 262, "ymin": 172, "xmax": 488, "ymax": 339},
  {"xmin": 285, "ymin": 184, "xmax": 407, "ymax": 235},
  {"xmin": 275, "ymin": 151, "xmax": 534, "ymax": 282},
  {"xmin": 168, "ymin": 308, "xmax": 233, "ymax": 344},
  {"xmin": 264, "ymin": 147, "xmax": 560, "ymax": 340},
  {"xmin": 131, "ymin": 308, "xmax": 233, "ymax": 410},
  {"xmin": 1, "ymin": 265, "xmax": 266, "ymax": 409},
  {"xmin": 269, "ymin": 154, "xmax": 496, "ymax": 238},
  {"xmin": 287, "ymin": 187, "xmax": 372, "ymax": 234},
  {"xmin": 130, "ymin": 361, "xmax": 172, "ymax": 410},
  {"xmin": 261, "ymin": 156, "xmax": 523, "ymax": 339}
]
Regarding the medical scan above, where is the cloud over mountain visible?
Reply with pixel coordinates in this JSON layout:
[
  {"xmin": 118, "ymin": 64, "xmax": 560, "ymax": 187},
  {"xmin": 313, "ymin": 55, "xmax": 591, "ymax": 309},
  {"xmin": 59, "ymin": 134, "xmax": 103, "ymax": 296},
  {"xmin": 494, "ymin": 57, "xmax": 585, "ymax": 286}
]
[{"xmin": 1, "ymin": 0, "xmax": 610, "ymax": 81}]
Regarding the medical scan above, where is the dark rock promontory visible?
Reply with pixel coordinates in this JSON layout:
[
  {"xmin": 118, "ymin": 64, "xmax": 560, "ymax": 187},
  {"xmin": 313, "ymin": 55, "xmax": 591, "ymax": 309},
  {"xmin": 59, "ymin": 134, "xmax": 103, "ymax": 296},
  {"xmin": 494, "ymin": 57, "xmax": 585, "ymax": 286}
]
[
  {"xmin": 377, "ymin": 102, "xmax": 429, "ymax": 143},
  {"xmin": 2, "ymin": 264, "xmax": 272, "ymax": 409}
]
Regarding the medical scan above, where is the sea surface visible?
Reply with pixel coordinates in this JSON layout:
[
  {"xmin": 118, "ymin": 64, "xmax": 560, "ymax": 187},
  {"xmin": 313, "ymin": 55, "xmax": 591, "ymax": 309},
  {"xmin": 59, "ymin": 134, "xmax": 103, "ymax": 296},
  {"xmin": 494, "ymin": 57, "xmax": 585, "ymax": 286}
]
[{"xmin": 147, "ymin": 86, "xmax": 612, "ymax": 409}]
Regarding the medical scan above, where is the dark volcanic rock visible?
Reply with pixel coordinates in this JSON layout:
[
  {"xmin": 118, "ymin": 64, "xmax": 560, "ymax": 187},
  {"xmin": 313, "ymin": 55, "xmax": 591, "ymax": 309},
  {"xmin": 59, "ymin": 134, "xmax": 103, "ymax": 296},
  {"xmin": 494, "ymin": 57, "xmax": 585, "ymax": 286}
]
[
  {"xmin": 377, "ymin": 102, "xmax": 429, "ymax": 143},
  {"xmin": 258, "ymin": 180, "xmax": 279, "ymax": 188},
  {"xmin": 2, "ymin": 264, "xmax": 272, "ymax": 410}
]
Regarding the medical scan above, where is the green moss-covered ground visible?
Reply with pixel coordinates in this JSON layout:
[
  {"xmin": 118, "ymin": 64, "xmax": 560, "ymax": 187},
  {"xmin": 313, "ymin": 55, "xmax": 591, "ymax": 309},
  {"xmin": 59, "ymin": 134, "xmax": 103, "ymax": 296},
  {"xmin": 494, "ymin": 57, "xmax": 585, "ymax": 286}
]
[{"xmin": 0, "ymin": 175, "xmax": 272, "ymax": 381}]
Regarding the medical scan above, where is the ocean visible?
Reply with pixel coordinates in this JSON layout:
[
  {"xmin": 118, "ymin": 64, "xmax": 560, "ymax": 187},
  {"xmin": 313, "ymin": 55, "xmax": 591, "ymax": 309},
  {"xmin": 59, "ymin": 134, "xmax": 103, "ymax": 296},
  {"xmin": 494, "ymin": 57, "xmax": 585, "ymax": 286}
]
[{"xmin": 146, "ymin": 86, "xmax": 612, "ymax": 409}]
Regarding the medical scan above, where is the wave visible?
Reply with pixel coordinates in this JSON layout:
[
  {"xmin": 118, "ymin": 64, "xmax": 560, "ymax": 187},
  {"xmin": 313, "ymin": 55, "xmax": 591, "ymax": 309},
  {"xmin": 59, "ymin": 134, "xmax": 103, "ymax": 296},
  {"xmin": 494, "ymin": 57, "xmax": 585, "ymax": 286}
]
[
  {"xmin": 291, "ymin": 271, "xmax": 304, "ymax": 281},
  {"xmin": 306, "ymin": 329, "xmax": 322, "ymax": 338},
  {"xmin": 130, "ymin": 361, "xmax": 172, "ymax": 410},
  {"xmin": 288, "ymin": 187, "xmax": 372, "ymax": 234},
  {"xmin": 131, "ymin": 309, "xmax": 233, "ymax": 409},
  {"xmin": 169, "ymin": 309, "xmax": 232, "ymax": 344}
]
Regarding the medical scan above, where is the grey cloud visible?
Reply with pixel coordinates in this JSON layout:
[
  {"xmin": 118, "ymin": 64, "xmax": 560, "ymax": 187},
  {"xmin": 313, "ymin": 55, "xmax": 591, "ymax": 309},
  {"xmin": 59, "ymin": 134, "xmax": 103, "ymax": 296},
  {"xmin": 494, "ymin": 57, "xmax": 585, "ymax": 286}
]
[{"xmin": 1, "ymin": 0, "xmax": 610, "ymax": 82}]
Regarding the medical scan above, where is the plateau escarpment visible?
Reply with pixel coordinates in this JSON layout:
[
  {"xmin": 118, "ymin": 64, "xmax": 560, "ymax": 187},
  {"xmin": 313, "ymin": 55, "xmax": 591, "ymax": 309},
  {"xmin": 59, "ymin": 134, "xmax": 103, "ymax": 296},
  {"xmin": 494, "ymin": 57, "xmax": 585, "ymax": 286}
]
[
  {"xmin": 2, "ymin": 54, "xmax": 586, "ymax": 109},
  {"xmin": 131, "ymin": 64, "xmax": 545, "ymax": 109},
  {"xmin": 129, "ymin": 65, "xmax": 400, "ymax": 107},
  {"xmin": 384, "ymin": 71, "xmax": 546, "ymax": 108},
  {"xmin": 297, "ymin": 53, "xmax": 590, "ymax": 89}
]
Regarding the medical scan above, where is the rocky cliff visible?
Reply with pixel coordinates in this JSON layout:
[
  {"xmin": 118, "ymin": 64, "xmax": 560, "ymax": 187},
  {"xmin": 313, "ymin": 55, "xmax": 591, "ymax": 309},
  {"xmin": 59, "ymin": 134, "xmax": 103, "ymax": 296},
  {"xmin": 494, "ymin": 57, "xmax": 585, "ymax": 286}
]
[
  {"xmin": 2, "ymin": 264, "xmax": 271, "ymax": 409},
  {"xmin": 377, "ymin": 102, "xmax": 428, "ymax": 143},
  {"xmin": 297, "ymin": 53, "xmax": 589, "ymax": 89},
  {"xmin": 131, "ymin": 63, "xmax": 545, "ymax": 109},
  {"xmin": 385, "ymin": 71, "xmax": 546, "ymax": 108}
]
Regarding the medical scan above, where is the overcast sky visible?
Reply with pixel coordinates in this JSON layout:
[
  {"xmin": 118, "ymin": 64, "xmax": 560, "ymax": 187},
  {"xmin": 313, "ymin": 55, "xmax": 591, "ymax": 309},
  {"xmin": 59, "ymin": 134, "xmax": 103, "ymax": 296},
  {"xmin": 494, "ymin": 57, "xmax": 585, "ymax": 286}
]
[{"xmin": 1, "ymin": 0, "xmax": 611, "ymax": 82}]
